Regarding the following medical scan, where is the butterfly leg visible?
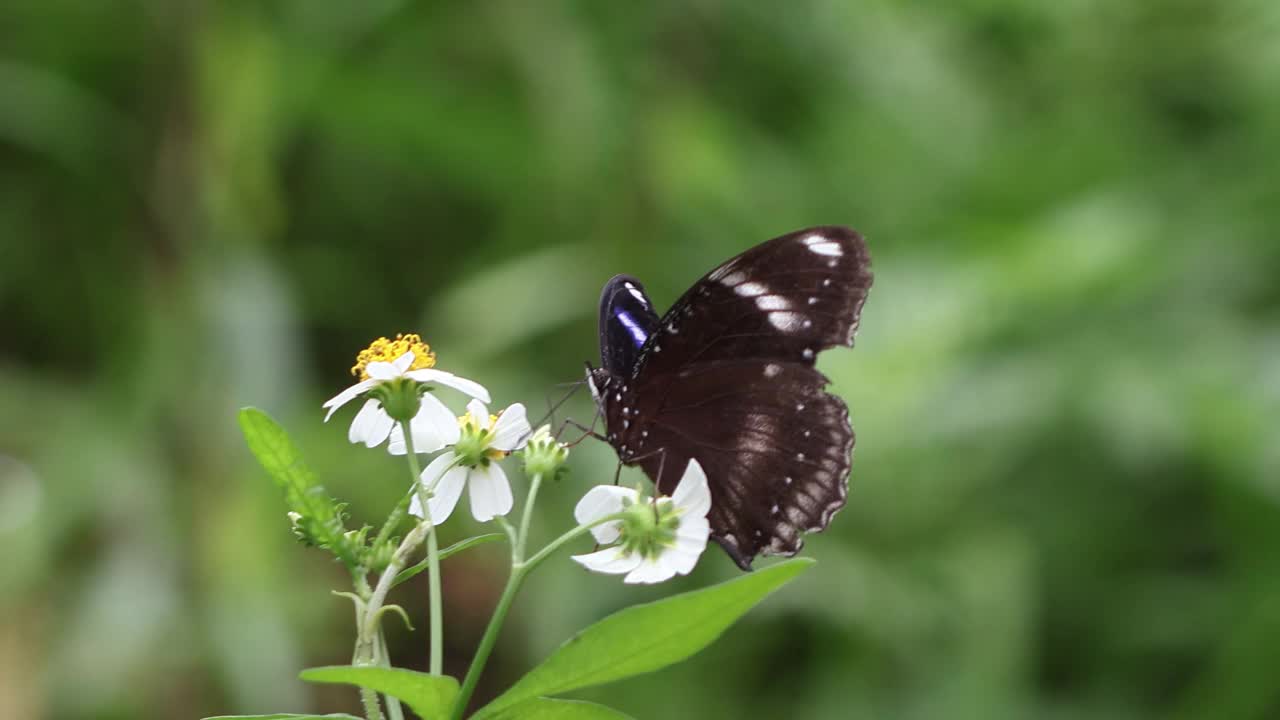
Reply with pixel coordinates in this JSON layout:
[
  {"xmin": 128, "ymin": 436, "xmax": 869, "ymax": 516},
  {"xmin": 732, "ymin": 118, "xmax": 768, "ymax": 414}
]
[
  {"xmin": 524, "ymin": 380, "xmax": 589, "ymax": 445},
  {"xmin": 554, "ymin": 417, "xmax": 607, "ymax": 446}
]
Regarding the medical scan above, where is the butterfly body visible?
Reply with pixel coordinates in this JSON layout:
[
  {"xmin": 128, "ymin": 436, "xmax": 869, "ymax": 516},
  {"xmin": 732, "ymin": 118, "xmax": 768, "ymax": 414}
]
[{"xmin": 589, "ymin": 226, "xmax": 872, "ymax": 569}]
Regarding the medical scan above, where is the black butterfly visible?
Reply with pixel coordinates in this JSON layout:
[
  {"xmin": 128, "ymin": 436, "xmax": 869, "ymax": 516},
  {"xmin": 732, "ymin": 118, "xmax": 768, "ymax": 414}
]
[{"xmin": 587, "ymin": 226, "xmax": 872, "ymax": 569}]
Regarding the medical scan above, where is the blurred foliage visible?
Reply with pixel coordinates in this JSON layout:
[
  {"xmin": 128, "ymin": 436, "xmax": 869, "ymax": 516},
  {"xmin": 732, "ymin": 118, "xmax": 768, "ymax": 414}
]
[{"xmin": 1, "ymin": 1, "xmax": 1278, "ymax": 719}]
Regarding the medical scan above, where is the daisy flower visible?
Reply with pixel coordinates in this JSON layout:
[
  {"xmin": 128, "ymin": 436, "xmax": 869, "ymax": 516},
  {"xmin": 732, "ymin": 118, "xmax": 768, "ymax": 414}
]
[
  {"xmin": 322, "ymin": 334, "xmax": 489, "ymax": 453},
  {"xmin": 408, "ymin": 399, "xmax": 531, "ymax": 524},
  {"xmin": 571, "ymin": 459, "xmax": 712, "ymax": 584}
]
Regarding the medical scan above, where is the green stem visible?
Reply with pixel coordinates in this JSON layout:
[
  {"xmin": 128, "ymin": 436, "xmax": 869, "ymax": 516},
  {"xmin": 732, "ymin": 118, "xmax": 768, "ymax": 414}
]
[
  {"xmin": 343, "ymin": 593, "xmax": 382, "ymax": 720},
  {"xmin": 426, "ymin": 523, "xmax": 444, "ymax": 675},
  {"xmin": 448, "ymin": 566, "xmax": 525, "ymax": 720},
  {"xmin": 372, "ymin": 486, "xmax": 416, "ymax": 553},
  {"xmin": 399, "ymin": 421, "xmax": 445, "ymax": 676},
  {"xmin": 520, "ymin": 520, "xmax": 605, "ymax": 572},
  {"xmin": 448, "ymin": 516, "xmax": 623, "ymax": 720},
  {"xmin": 376, "ymin": 629, "xmax": 405, "ymax": 720},
  {"xmin": 361, "ymin": 521, "xmax": 430, "ymax": 660},
  {"xmin": 515, "ymin": 473, "xmax": 543, "ymax": 562},
  {"xmin": 360, "ymin": 686, "xmax": 385, "ymax": 720}
]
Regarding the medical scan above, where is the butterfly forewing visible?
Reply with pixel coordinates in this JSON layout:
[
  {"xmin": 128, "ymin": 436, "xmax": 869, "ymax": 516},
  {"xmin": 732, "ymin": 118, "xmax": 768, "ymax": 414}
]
[
  {"xmin": 591, "ymin": 226, "xmax": 872, "ymax": 570},
  {"xmin": 639, "ymin": 226, "xmax": 871, "ymax": 375}
]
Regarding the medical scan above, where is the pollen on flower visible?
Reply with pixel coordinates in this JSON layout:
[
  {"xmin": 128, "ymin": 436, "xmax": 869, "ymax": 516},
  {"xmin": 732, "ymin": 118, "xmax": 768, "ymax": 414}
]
[
  {"xmin": 457, "ymin": 412, "xmax": 499, "ymax": 432},
  {"xmin": 350, "ymin": 333, "xmax": 436, "ymax": 379}
]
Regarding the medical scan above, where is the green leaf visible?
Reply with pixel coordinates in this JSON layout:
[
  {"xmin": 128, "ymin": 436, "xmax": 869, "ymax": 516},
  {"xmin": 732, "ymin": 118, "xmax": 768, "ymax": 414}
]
[
  {"xmin": 238, "ymin": 407, "xmax": 357, "ymax": 566},
  {"xmin": 474, "ymin": 558, "xmax": 813, "ymax": 718},
  {"xmin": 300, "ymin": 666, "xmax": 458, "ymax": 719},
  {"xmin": 392, "ymin": 533, "xmax": 506, "ymax": 587},
  {"xmin": 478, "ymin": 698, "xmax": 635, "ymax": 720},
  {"xmin": 203, "ymin": 715, "xmax": 362, "ymax": 719}
]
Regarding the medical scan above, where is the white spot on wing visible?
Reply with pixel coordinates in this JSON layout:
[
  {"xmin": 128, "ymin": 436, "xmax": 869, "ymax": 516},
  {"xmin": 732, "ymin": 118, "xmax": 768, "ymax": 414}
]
[
  {"xmin": 808, "ymin": 241, "xmax": 843, "ymax": 257},
  {"xmin": 756, "ymin": 295, "xmax": 791, "ymax": 311},
  {"xmin": 768, "ymin": 312, "xmax": 807, "ymax": 332},
  {"xmin": 720, "ymin": 271, "xmax": 747, "ymax": 286},
  {"xmin": 734, "ymin": 281, "xmax": 768, "ymax": 297},
  {"xmin": 763, "ymin": 364, "xmax": 782, "ymax": 378}
]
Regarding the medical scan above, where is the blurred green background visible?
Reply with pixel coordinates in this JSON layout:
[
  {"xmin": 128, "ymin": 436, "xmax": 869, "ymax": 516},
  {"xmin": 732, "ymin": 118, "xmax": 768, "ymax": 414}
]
[{"xmin": 3, "ymin": 1, "xmax": 1279, "ymax": 719}]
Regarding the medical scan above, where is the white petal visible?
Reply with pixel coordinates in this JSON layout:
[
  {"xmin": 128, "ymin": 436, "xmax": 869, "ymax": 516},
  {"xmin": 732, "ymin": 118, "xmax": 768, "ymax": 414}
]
[
  {"xmin": 406, "ymin": 369, "xmax": 491, "ymax": 403},
  {"xmin": 322, "ymin": 379, "xmax": 376, "ymax": 421},
  {"xmin": 365, "ymin": 360, "xmax": 401, "ymax": 381},
  {"xmin": 418, "ymin": 450, "xmax": 459, "ymax": 492},
  {"xmin": 468, "ymin": 462, "xmax": 513, "ymax": 522},
  {"xmin": 587, "ymin": 520, "xmax": 625, "ymax": 546},
  {"xmin": 660, "ymin": 543, "xmax": 702, "ymax": 576},
  {"xmin": 676, "ymin": 515, "xmax": 712, "ymax": 544},
  {"xmin": 671, "ymin": 460, "xmax": 712, "ymax": 518},
  {"xmin": 489, "ymin": 403, "xmax": 532, "ymax": 451},
  {"xmin": 664, "ymin": 519, "xmax": 710, "ymax": 575},
  {"xmin": 412, "ymin": 452, "xmax": 467, "ymax": 526},
  {"xmin": 348, "ymin": 399, "xmax": 394, "ymax": 448},
  {"xmin": 388, "ymin": 394, "xmax": 460, "ymax": 455},
  {"xmin": 466, "ymin": 398, "xmax": 488, "ymax": 422},
  {"xmin": 392, "ymin": 351, "xmax": 415, "ymax": 373},
  {"xmin": 574, "ymin": 485, "xmax": 638, "ymax": 544},
  {"xmin": 572, "ymin": 547, "xmax": 643, "ymax": 575},
  {"xmin": 624, "ymin": 557, "xmax": 678, "ymax": 584}
]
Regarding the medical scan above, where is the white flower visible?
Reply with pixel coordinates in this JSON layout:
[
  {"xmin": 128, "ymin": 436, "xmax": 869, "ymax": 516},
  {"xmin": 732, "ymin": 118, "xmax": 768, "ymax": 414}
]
[
  {"xmin": 408, "ymin": 399, "xmax": 531, "ymax": 524},
  {"xmin": 322, "ymin": 334, "xmax": 489, "ymax": 453},
  {"xmin": 571, "ymin": 460, "xmax": 712, "ymax": 584}
]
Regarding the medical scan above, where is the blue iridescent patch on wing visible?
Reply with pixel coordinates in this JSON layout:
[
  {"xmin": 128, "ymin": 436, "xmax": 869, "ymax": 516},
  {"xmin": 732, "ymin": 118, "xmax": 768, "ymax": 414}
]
[
  {"xmin": 598, "ymin": 274, "xmax": 661, "ymax": 375},
  {"xmin": 615, "ymin": 310, "xmax": 649, "ymax": 349}
]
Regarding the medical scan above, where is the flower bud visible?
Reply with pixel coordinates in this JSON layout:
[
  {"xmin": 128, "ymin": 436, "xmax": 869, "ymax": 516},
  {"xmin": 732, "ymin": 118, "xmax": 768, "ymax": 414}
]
[{"xmin": 521, "ymin": 425, "xmax": 570, "ymax": 480}]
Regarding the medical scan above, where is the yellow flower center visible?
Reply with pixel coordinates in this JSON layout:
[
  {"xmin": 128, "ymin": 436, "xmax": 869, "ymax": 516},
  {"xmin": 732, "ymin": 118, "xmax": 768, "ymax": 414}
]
[
  {"xmin": 350, "ymin": 333, "xmax": 436, "ymax": 380},
  {"xmin": 456, "ymin": 411, "xmax": 509, "ymax": 462}
]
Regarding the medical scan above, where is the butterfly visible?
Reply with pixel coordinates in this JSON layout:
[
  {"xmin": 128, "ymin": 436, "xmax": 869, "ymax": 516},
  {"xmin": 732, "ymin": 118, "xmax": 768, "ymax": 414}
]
[{"xmin": 586, "ymin": 226, "xmax": 872, "ymax": 569}]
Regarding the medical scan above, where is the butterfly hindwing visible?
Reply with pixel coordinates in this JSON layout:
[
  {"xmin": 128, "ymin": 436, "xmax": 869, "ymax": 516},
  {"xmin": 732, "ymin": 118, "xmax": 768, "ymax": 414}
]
[{"xmin": 631, "ymin": 361, "xmax": 853, "ymax": 569}]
